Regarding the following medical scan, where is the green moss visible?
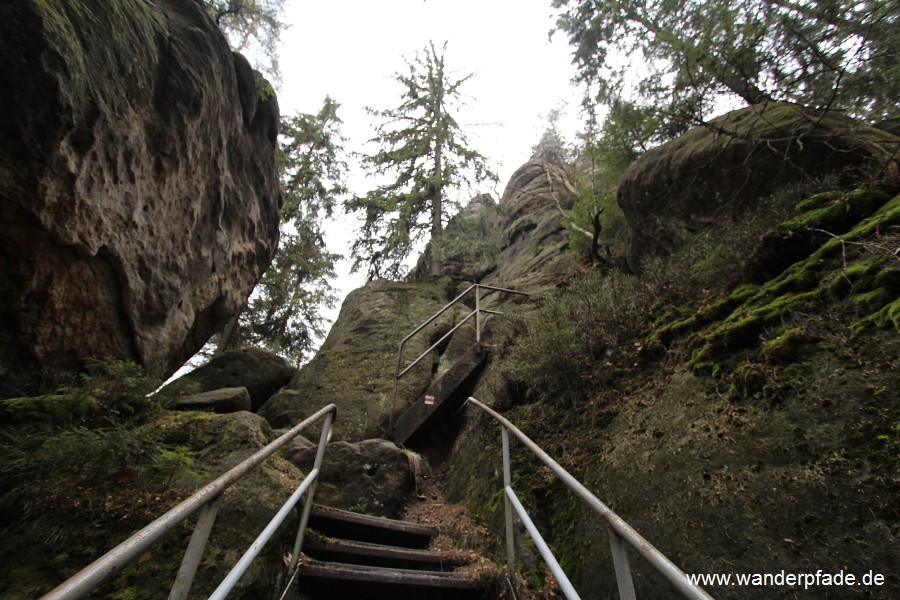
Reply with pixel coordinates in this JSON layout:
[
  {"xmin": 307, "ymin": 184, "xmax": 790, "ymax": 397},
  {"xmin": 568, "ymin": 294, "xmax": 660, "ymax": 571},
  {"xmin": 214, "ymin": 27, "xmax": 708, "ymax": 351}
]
[
  {"xmin": 795, "ymin": 191, "xmax": 843, "ymax": 212},
  {"xmin": 651, "ymin": 314, "xmax": 698, "ymax": 346},
  {"xmin": 253, "ymin": 71, "xmax": 275, "ymax": 101},
  {"xmin": 32, "ymin": 0, "xmax": 167, "ymax": 119},
  {"xmin": 777, "ymin": 188, "xmax": 889, "ymax": 236},
  {"xmin": 858, "ymin": 297, "xmax": 900, "ymax": 330},
  {"xmin": 763, "ymin": 328, "xmax": 809, "ymax": 364},
  {"xmin": 687, "ymin": 191, "xmax": 900, "ymax": 360},
  {"xmin": 0, "ymin": 392, "xmax": 98, "ymax": 425},
  {"xmin": 827, "ymin": 258, "xmax": 883, "ymax": 298},
  {"xmin": 848, "ymin": 288, "xmax": 893, "ymax": 312}
]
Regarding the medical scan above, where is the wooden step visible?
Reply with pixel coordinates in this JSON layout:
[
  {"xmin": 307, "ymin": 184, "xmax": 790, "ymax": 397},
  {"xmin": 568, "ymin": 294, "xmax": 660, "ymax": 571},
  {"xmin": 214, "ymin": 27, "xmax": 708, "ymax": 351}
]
[
  {"xmin": 297, "ymin": 559, "xmax": 486, "ymax": 600},
  {"xmin": 393, "ymin": 346, "xmax": 488, "ymax": 446},
  {"xmin": 307, "ymin": 505, "xmax": 435, "ymax": 548},
  {"xmin": 303, "ymin": 537, "xmax": 471, "ymax": 571}
]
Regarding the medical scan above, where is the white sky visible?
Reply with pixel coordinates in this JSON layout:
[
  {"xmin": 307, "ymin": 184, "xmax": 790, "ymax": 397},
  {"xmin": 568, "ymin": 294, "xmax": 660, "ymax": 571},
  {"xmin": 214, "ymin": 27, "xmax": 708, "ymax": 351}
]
[{"xmin": 274, "ymin": 0, "xmax": 586, "ymax": 337}]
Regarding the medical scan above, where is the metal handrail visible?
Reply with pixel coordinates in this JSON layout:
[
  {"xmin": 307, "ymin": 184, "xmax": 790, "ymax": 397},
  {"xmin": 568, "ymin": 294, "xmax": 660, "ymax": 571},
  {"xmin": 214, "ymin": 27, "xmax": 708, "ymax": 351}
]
[
  {"xmin": 467, "ymin": 397, "xmax": 714, "ymax": 600},
  {"xmin": 43, "ymin": 403, "xmax": 338, "ymax": 600},
  {"xmin": 390, "ymin": 283, "xmax": 529, "ymax": 430}
]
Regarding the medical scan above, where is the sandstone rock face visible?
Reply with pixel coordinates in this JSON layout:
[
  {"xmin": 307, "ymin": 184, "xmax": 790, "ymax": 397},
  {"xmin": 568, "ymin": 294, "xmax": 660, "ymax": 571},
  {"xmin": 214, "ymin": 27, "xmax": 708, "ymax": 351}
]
[
  {"xmin": 283, "ymin": 438, "xmax": 415, "ymax": 518},
  {"xmin": 0, "ymin": 0, "xmax": 281, "ymax": 383},
  {"xmin": 617, "ymin": 102, "xmax": 899, "ymax": 270},
  {"xmin": 267, "ymin": 153, "xmax": 580, "ymax": 438},
  {"xmin": 412, "ymin": 193, "xmax": 504, "ymax": 281},
  {"xmin": 181, "ymin": 347, "xmax": 296, "ymax": 411},
  {"xmin": 260, "ymin": 278, "xmax": 468, "ymax": 440},
  {"xmin": 487, "ymin": 149, "xmax": 580, "ymax": 292}
]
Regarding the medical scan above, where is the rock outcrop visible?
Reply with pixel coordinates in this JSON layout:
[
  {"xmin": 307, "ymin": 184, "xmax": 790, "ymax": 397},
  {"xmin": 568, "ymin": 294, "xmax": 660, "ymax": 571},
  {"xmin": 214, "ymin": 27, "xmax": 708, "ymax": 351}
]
[
  {"xmin": 172, "ymin": 386, "xmax": 252, "ymax": 414},
  {"xmin": 261, "ymin": 151, "xmax": 579, "ymax": 439},
  {"xmin": 152, "ymin": 410, "xmax": 301, "ymax": 597},
  {"xmin": 487, "ymin": 149, "xmax": 580, "ymax": 291},
  {"xmin": 617, "ymin": 102, "xmax": 899, "ymax": 270},
  {"xmin": 0, "ymin": 0, "xmax": 282, "ymax": 385},
  {"xmin": 259, "ymin": 278, "xmax": 468, "ymax": 439}
]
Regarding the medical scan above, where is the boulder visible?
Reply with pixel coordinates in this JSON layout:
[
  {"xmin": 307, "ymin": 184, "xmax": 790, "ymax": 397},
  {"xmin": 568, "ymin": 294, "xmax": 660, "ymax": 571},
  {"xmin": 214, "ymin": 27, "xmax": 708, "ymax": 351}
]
[
  {"xmin": 257, "ymin": 388, "xmax": 315, "ymax": 429},
  {"xmin": 152, "ymin": 410, "xmax": 302, "ymax": 597},
  {"xmin": 0, "ymin": 0, "xmax": 282, "ymax": 386},
  {"xmin": 172, "ymin": 387, "xmax": 252, "ymax": 414},
  {"xmin": 617, "ymin": 102, "xmax": 899, "ymax": 270},
  {"xmin": 182, "ymin": 348, "xmax": 296, "ymax": 411},
  {"xmin": 283, "ymin": 438, "xmax": 416, "ymax": 518},
  {"xmin": 266, "ymin": 156, "xmax": 581, "ymax": 441}
]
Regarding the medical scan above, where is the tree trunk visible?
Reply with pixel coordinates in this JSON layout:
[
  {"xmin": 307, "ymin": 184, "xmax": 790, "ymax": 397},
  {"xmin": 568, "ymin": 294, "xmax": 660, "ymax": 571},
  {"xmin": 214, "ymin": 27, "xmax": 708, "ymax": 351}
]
[
  {"xmin": 214, "ymin": 303, "xmax": 244, "ymax": 357},
  {"xmin": 429, "ymin": 142, "xmax": 443, "ymax": 276}
]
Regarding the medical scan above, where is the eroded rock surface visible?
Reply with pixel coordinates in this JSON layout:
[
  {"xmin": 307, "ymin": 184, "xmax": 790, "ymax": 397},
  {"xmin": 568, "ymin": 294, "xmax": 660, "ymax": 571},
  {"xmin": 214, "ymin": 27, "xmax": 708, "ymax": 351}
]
[
  {"xmin": 0, "ymin": 0, "xmax": 281, "ymax": 385},
  {"xmin": 260, "ymin": 278, "xmax": 464, "ymax": 440},
  {"xmin": 268, "ymin": 151, "xmax": 579, "ymax": 438},
  {"xmin": 488, "ymin": 149, "xmax": 580, "ymax": 291},
  {"xmin": 155, "ymin": 410, "xmax": 300, "ymax": 597},
  {"xmin": 172, "ymin": 386, "xmax": 252, "ymax": 414}
]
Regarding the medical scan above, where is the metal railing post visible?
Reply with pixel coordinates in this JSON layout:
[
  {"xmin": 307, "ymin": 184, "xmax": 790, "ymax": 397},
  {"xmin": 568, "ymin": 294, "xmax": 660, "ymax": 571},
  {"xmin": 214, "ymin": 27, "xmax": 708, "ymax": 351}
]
[
  {"xmin": 506, "ymin": 489, "xmax": 581, "ymax": 600},
  {"xmin": 168, "ymin": 495, "xmax": 223, "ymax": 600},
  {"xmin": 502, "ymin": 426, "xmax": 515, "ymax": 584},
  {"xmin": 466, "ymin": 396, "xmax": 714, "ymax": 600},
  {"xmin": 207, "ymin": 469, "xmax": 321, "ymax": 600},
  {"xmin": 388, "ymin": 283, "xmax": 529, "ymax": 437},
  {"xmin": 608, "ymin": 527, "xmax": 637, "ymax": 600},
  {"xmin": 288, "ymin": 409, "xmax": 334, "ymax": 577},
  {"xmin": 390, "ymin": 343, "xmax": 403, "ymax": 432},
  {"xmin": 475, "ymin": 285, "xmax": 482, "ymax": 344},
  {"xmin": 43, "ymin": 404, "xmax": 337, "ymax": 600}
]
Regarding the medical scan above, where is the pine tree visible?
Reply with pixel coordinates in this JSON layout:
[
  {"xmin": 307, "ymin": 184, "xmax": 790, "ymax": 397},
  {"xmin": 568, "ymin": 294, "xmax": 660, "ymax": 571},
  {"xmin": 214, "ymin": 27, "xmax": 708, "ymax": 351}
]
[
  {"xmin": 202, "ymin": 3, "xmax": 346, "ymax": 363},
  {"xmin": 346, "ymin": 42, "xmax": 497, "ymax": 280},
  {"xmin": 218, "ymin": 98, "xmax": 347, "ymax": 363}
]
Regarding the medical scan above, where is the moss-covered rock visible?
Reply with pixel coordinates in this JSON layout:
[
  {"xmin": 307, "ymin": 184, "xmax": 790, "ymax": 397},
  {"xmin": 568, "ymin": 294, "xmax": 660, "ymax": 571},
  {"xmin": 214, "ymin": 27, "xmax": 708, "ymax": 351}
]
[
  {"xmin": 443, "ymin": 169, "xmax": 900, "ymax": 598},
  {"xmin": 617, "ymin": 102, "xmax": 899, "ymax": 271},
  {"xmin": 1, "ymin": 406, "xmax": 305, "ymax": 599},
  {"xmin": 178, "ymin": 347, "xmax": 296, "ymax": 411},
  {"xmin": 283, "ymin": 438, "xmax": 415, "ymax": 518}
]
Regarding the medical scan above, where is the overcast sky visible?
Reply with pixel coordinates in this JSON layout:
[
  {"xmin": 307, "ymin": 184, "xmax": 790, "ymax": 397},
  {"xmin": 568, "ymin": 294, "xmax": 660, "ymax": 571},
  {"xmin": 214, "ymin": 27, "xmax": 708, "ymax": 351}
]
[{"xmin": 274, "ymin": 0, "xmax": 586, "ymax": 333}]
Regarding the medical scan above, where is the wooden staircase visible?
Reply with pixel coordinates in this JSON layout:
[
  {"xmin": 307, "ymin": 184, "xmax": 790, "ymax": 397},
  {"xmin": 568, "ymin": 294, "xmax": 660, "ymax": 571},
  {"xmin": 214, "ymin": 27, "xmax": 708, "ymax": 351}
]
[{"xmin": 296, "ymin": 504, "xmax": 486, "ymax": 599}]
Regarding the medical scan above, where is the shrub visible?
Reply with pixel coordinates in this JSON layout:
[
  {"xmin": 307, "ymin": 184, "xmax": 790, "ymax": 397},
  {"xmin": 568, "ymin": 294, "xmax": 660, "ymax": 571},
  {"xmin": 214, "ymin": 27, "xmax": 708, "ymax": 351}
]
[
  {"xmin": 496, "ymin": 270, "xmax": 653, "ymax": 406},
  {"xmin": 0, "ymin": 359, "xmax": 197, "ymax": 524}
]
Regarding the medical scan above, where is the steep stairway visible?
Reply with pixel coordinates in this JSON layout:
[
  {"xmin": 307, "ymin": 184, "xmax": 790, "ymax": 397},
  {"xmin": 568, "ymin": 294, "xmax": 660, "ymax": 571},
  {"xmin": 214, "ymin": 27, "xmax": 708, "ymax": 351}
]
[
  {"xmin": 296, "ymin": 504, "xmax": 487, "ymax": 600},
  {"xmin": 392, "ymin": 346, "xmax": 488, "ymax": 447}
]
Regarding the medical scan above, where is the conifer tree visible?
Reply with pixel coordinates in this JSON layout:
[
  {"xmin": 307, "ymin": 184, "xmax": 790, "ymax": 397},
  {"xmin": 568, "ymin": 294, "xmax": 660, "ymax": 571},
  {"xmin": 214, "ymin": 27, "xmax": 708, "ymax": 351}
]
[
  {"xmin": 204, "ymin": 0, "xmax": 286, "ymax": 81},
  {"xmin": 204, "ymin": 3, "xmax": 346, "ymax": 362},
  {"xmin": 218, "ymin": 98, "xmax": 347, "ymax": 363},
  {"xmin": 346, "ymin": 42, "xmax": 497, "ymax": 280},
  {"xmin": 553, "ymin": 0, "xmax": 900, "ymax": 144}
]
